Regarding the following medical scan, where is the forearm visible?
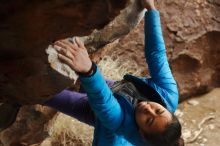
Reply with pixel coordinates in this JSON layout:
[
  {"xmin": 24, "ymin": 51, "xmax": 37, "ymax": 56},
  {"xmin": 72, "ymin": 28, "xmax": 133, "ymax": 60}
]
[
  {"xmin": 79, "ymin": 64, "xmax": 123, "ymax": 131},
  {"xmin": 144, "ymin": 10, "xmax": 179, "ymax": 112},
  {"xmin": 144, "ymin": 10, "xmax": 174, "ymax": 83},
  {"xmin": 145, "ymin": 10, "xmax": 166, "ymax": 56}
]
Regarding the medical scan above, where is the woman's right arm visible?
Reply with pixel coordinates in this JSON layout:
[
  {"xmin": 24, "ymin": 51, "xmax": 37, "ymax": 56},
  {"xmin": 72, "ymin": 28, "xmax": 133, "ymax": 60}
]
[
  {"xmin": 54, "ymin": 38, "xmax": 124, "ymax": 132},
  {"xmin": 79, "ymin": 64, "xmax": 124, "ymax": 131}
]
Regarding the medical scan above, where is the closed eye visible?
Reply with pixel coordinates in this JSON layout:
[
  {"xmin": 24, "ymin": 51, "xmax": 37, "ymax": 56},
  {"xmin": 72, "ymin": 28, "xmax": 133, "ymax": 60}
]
[{"xmin": 156, "ymin": 109, "xmax": 164, "ymax": 115}]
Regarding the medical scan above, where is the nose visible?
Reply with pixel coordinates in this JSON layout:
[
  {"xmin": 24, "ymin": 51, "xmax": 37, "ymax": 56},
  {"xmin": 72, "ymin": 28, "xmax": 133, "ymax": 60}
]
[{"xmin": 145, "ymin": 104, "xmax": 157, "ymax": 116}]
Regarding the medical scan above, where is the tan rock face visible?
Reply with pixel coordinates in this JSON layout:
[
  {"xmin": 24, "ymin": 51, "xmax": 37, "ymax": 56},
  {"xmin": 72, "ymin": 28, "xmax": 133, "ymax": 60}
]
[
  {"xmin": 177, "ymin": 88, "xmax": 220, "ymax": 146},
  {"xmin": 0, "ymin": 0, "xmax": 145, "ymax": 104}
]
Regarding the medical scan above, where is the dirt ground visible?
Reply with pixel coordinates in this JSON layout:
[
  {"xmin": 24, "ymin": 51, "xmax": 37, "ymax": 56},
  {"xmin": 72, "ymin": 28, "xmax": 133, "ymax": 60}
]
[{"xmin": 177, "ymin": 88, "xmax": 220, "ymax": 146}]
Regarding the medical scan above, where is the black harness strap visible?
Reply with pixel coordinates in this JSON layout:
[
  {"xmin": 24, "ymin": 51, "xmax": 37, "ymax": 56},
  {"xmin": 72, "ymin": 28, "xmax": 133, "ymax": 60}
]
[{"xmin": 112, "ymin": 74, "xmax": 166, "ymax": 108}]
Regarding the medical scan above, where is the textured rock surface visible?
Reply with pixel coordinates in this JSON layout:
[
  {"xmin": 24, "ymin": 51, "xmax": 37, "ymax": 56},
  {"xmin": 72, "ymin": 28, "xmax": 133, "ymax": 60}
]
[
  {"xmin": 1, "ymin": 0, "xmax": 218, "ymax": 104},
  {"xmin": 0, "ymin": 0, "xmax": 145, "ymax": 104},
  {"xmin": 0, "ymin": 105, "xmax": 56, "ymax": 146},
  {"xmin": 160, "ymin": 0, "xmax": 220, "ymax": 100},
  {"xmin": 97, "ymin": 0, "xmax": 220, "ymax": 100},
  {"xmin": 0, "ymin": 106, "xmax": 93, "ymax": 146}
]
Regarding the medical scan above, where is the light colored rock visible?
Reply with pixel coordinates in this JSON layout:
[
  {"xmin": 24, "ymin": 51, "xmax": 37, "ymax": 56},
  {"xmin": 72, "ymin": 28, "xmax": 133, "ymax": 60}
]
[
  {"xmin": 46, "ymin": 44, "xmax": 78, "ymax": 82},
  {"xmin": 178, "ymin": 88, "xmax": 220, "ymax": 145},
  {"xmin": 40, "ymin": 138, "xmax": 52, "ymax": 146},
  {"xmin": 187, "ymin": 100, "xmax": 199, "ymax": 106},
  {"xmin": 208, "ymin": 124, "xmax": 215, "ymax": 130},
  {"xmin": 182, "ymin": 130, "xmax": 192, "ymax": 139},
  {"xmin": 175, "ymin": 109, "xmax": 184, "ymax": 117},
  {"xmin": 203, "ymin": 138, "xmax": 207, "ymax": 143}
]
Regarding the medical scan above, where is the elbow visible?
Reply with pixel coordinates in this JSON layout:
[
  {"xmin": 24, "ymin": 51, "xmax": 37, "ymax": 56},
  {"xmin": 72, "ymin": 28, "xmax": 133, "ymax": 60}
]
[
  {"xmin": 163, "ymin": 84, "xmax": 179, "ymax": 113},
  {"xmin": 167, "ymin": 89, "xmax": 179, "ymax": 113}
]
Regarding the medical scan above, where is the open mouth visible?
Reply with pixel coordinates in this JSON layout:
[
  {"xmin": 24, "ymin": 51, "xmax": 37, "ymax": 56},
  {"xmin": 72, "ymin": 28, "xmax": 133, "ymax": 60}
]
[{"xmin": 146, "ymin": 117, "xmax": 154, "ymax": 127}]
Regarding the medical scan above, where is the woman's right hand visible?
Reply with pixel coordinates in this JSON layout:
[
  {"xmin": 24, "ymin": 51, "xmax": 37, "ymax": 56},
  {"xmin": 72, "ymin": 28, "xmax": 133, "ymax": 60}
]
[
  {"xmin": 53, "ymin": 38, "xmax": 92, "ymax": 74},
  {"xmin": 141, "ymin": 0, "xmax": 156, "ymax": 10}
]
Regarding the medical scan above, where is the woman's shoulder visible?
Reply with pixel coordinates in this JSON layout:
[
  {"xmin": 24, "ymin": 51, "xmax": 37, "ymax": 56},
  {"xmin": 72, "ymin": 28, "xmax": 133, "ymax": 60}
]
[{"xmin": 123, "ymin": 74, "xmax": 178, "ymax": 112}]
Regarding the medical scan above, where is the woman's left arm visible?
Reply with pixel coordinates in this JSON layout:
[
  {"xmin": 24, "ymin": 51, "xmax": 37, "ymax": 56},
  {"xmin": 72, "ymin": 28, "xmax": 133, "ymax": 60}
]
[{"xmin": 144, "ymin": 10, "xmax": 179, "ymax": 112}]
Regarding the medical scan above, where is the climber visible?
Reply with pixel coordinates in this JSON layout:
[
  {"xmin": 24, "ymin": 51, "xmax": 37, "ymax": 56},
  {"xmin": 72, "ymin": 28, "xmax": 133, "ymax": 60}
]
[
  {"xmin": 0, "ymin": 1, "xmax": 184, "ymax": 145},
  {"xmin": 45, "ymin": 0, "xmax": 184, "ymax": 145}
]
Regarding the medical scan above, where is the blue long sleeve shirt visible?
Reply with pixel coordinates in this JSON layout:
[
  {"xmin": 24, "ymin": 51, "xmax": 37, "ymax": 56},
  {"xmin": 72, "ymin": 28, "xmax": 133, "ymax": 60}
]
[
  {"xmin": 78, "ymin": 10, "xmax": 179, "ymax": 146},
  {"xmin": 47, "ymin": 10, "xmax": 179, "ymax": 146}
]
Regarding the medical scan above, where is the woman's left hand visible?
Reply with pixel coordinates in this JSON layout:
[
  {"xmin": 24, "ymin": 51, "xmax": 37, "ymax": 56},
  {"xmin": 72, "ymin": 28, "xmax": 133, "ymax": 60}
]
[{"xmin": 53, "ymin": 38, "xmax": 92, "ymax": 74}]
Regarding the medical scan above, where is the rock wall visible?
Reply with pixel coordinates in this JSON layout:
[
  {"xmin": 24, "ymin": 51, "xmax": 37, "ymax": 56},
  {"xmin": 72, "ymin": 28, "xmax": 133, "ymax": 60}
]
[
  {"xmin": 0, "ymin": 0, "xmax": 145, "ymax": 105},
  {"xmin": 96, "ymin": 0, "xmax": 220, "ymax": 100},
  {"xmin": 2, "ymin": 0, "xmax": 217, "ymax": 104},
  {"xmin": 161, "ymin": 0, "xmax": 220, "ymax": 100}
]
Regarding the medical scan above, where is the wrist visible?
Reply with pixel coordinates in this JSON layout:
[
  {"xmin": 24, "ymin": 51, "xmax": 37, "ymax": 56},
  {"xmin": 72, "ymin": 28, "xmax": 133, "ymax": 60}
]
[
  {"xmin": 145, "ymin": 5, "xmax": 156, "ymax": 10},
  {"xmin": 83, "ymin": 61, "xmax": 93, "ymax": 74},
  {"xmin": 77, "ymin": 62, "xmax": 95, "ymax": 76}
]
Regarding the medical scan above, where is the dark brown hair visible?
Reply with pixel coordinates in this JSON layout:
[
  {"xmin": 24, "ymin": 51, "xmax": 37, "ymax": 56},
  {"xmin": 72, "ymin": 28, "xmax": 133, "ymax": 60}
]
[{"xmin": 143, "ymin": 113, "xmax": 184, "ymax": 146}]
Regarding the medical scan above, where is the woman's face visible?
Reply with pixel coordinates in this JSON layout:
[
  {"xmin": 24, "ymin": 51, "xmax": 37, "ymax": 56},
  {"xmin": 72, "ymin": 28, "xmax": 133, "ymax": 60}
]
[{"xmin": 135, "ymin": 101, "xmax": 172, "ymax": 135}]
